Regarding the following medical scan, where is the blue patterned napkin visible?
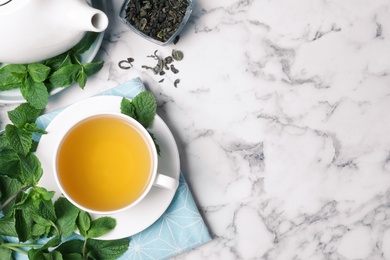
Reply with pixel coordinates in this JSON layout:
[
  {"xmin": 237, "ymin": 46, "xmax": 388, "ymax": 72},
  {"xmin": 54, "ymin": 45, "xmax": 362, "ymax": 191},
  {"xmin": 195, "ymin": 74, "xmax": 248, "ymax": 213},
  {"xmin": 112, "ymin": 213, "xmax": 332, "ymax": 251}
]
[{"xmin": 32, "ymin": 78, "xmax": 211, "ymax": 259}]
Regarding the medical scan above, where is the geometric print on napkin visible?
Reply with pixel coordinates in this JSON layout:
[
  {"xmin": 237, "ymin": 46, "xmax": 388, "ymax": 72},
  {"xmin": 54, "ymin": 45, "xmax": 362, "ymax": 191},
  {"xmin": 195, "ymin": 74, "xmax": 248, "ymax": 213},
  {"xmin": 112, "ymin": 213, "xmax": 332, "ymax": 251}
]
[{"xmin": 118, "ymin": 174, "xmax": 211, "ymax": 260}]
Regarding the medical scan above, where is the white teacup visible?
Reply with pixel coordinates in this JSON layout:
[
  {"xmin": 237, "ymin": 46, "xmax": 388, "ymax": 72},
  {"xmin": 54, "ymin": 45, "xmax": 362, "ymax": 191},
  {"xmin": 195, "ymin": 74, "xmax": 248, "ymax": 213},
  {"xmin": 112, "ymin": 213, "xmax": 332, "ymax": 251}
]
[{"xmin": 53, "ymin": 113, "xmax": 178, "ymax": 215}]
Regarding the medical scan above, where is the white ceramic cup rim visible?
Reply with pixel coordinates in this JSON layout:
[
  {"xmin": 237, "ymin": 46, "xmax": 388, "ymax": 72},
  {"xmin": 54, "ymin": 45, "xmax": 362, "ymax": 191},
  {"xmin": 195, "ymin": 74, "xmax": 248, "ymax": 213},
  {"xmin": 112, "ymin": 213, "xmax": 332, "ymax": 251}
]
[{"xmin": 52, "ymin": 112, "xmax": 171, "ymax": 215}]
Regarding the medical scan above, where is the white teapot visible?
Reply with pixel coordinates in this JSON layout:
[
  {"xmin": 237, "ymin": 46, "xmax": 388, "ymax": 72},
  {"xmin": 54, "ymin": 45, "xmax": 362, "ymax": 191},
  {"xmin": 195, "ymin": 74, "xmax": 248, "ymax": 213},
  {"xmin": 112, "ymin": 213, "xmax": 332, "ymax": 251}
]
[{"xmin": 0, "ymin": 0, "xmax": 109, "ymax": 64}]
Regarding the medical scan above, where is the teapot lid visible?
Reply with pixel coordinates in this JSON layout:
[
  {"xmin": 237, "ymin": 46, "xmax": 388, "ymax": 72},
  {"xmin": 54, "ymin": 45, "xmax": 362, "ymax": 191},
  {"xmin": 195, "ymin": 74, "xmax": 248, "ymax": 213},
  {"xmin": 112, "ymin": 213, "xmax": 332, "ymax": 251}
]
[{"xmin": 0, "ymin": 0, "xmax": 12, "ymax": 6}]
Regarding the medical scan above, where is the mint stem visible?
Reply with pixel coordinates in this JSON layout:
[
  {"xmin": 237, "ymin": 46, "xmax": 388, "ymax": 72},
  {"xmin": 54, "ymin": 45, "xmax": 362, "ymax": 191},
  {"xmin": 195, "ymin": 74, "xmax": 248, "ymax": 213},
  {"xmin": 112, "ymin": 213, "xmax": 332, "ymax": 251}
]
[
  {"xmin": 50, "ymin": 220, "xmax": 61, "ymax": 237},
  {"xmin": 0, "ymin": 184, "xmax": 34, "ymax": 211},
  {"xmin": 3, "ymin": 243, "xmax": 42, "ymax": 248},
  {"xmin": 82, "ymin": 238, "xmax": 88, "ymax": 259},
  {"xmin": 2, "ymin": 245, "xmax": 28, "ymax": 255}
]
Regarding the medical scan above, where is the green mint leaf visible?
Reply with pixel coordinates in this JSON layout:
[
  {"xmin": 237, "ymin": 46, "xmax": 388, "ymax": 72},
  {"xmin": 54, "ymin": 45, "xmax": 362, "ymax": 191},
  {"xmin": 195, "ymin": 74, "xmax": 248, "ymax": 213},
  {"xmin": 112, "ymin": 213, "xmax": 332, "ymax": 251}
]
[
  {"xmin": 132, "ymin": 91, "xmax": 157, "ymax": 128},
  {"xmin": 83, "ymin": 61, "xmax": 104, "ymax": 76},
  {"xmin": 55, "ymin": 197, "xmax": 80, "ymax": 238},
  {"xmin": 49, "ymin": 64, "xmax": 81, "ymax": 88},
  {"xmin": 27, "ymin": 63, "xmax": 51, "ymax": 83},
  {"xmin": 18, "ymin": 152, "xmax": 43, "ymax": 185},
  {"xmin": 40, "ymin": 236, "xmax": 62, "ymax": 252},
  {"xmin": 32, "ymin": 214, "xmax": 52, "ymax": 227},
  {"xmin": 27, "ymin": 248, "xmax": 38, "ymax": 259},
  {"xmin": 0, "ymin": 217, "xmax": 18, "ymax": 237},
  {"xmin": 24, "ymin": 123, "xmax": 48, "ymax": 134},
  {"xmin": 86, "ymin": 238, "xmax": 130, "ymax": 260},
  {"xmin": 30, "ymin": 140, "xmax": 39, "ymax": 153},
  {"xmin": 0, "ymin": 176, "xmax": 23, "ymax": 217},
  {"xmin": 0, "ymin": 149, "xmax": 20, "ymax": 175},
  {"xmin": 15, "ymin": 209, "xmax": 32, "ymax": 242},
  {"xmin": 58, "ymin": 252, "xmax": 83, "ymax": 260},
  {"xmin": 20, "ymin": 77, "xmax": 48, "ymax": 109},
  {"xmin": 0, "ymin": 245, "xmax": 12, "ymax": 260},
  {"xmin": 120, "ymin": 97, "xmax": 136, "ymax": 119},
  {"xmin": 76, "ymin": 68, "xmax": 87, "ymax": 89},
  {"xmin": 28, "ymin": 249, "xmax": 40, "ymax": 260},
  {"xmin": 7, "ymin": 103, "xmax": 43, "ymax": 128},
  {"xmin": 28, "ymin": 248, "xmax": 63, "ymax": 260},
  {"xmin": 0, "ymin": 64, "xmax": 26, "ymax": 91},
  {"xmin": 148, "ymin": 131, "xmax": 161, "ymax": 156},
  {"xmin": 32, "ymin": 222, "xmax": 47, "ymax": 237},
  {"xmin": 0, "ymin": 133, "xmax": 10, "ymax": 150},
  {"xmin": 72, "ymin": 32, "xmax": 99, "ymax": 53},
  {"xmin": 37, "ymin": 198, "xmax": 57, "ymax": 224},
  {"xmin": 29, "ymin": 186, "xmax": 55, "ymax": 202},
  {"xmin": 77, "ymin": 210, "xmax": 91, "ymax": 237},
  {"xmin": 14, "ymin": 187, "xmax": 54, "ymax": 241},
  {"xmin": 55, "ymin": 239, "xmax": 84, "ymax": 256},
  {"xmin": 0, "ymin": 82, "xmax": 22, "ymax": 91},
  {"xmin": 45, "ymin": 53, "xmax": 73, "ymax": 71},
  {"xmin": 5, "ymin": 124, "xmax": 32, "ymax": 156},
  {"xmin": 86, "ymin": 216, "xmax": 116, "ymax": 239}
]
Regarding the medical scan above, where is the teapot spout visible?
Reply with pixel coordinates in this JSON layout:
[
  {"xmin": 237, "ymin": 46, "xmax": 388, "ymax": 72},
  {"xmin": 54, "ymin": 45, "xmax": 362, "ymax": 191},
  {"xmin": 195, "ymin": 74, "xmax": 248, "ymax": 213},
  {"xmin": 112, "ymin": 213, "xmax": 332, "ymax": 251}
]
[
  {"xmin": 64, "ymin": 1, "xmax": 109, "ymax": 33},
  {"xmin": 90, "ymin": 10, "xmax": 109, "ymax": 32}
]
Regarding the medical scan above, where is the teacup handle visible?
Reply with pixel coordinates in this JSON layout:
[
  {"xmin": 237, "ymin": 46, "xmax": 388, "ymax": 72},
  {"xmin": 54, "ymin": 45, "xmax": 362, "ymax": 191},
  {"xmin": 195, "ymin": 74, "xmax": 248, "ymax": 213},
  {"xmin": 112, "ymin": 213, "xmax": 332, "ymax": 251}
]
[{"xmin": 153, "ymin": 174, "xmax": 179, "ymax": 190}]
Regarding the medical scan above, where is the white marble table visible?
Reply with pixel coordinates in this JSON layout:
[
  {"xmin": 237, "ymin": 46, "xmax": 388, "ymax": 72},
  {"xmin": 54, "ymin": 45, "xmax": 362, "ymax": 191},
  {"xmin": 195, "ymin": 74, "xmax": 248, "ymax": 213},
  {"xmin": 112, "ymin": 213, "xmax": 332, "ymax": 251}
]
[{"xmin": 1, "ymin": 0, "xmax": 390, "ymax": 259}]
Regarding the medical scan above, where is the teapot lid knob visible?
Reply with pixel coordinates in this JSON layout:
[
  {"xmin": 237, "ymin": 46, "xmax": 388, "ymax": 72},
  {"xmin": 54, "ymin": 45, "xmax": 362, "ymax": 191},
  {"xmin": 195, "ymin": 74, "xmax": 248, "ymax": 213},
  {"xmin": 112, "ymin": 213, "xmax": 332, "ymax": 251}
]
[{"xmin": 0, "ymin": 0, "xmax": 12, "ymax": 6}]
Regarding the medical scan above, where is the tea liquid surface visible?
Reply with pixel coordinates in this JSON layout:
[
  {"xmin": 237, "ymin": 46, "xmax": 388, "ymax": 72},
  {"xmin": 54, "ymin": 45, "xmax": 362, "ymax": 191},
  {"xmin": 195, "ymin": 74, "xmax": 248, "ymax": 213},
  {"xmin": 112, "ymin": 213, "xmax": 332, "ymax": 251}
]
[{"xmin": 57, "ymin": 115, "xmax": 152, "ymax": 211}]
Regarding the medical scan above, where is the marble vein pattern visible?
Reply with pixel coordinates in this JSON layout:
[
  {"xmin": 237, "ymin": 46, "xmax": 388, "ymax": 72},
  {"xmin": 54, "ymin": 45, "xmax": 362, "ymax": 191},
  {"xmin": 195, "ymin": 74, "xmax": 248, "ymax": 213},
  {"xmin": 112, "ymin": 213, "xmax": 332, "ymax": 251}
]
[{"xmin": 1, "ymin": 0, "xmax": 390, "ymax": 259}]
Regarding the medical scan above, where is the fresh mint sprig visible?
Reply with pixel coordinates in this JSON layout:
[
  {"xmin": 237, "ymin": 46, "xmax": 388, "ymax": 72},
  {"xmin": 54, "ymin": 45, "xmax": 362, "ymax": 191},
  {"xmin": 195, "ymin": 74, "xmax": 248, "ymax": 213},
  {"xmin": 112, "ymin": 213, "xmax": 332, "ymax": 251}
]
[
  {"xmin": 120, "ymin": 91, "xmax": 161, "ymax": 155},
  {"xmin": 0, "ymin": 32, "xmax": 104, "ymax": 109}
]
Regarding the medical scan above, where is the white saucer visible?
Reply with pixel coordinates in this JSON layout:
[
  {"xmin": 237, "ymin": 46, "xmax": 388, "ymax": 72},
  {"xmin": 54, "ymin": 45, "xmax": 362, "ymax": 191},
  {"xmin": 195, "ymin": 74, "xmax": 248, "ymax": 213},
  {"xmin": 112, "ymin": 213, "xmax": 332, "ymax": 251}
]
[
  {"xmin": 0, "ymin": 0, "xmax": 106, "ymax": 104},
  {"xmin": 35, "ymin": 96, "xmax": 180, "ymax": 240}
]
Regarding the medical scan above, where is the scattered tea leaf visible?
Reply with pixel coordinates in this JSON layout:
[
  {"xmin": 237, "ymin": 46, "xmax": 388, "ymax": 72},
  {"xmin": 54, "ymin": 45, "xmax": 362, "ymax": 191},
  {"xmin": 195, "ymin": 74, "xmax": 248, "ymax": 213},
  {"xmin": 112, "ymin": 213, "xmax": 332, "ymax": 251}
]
[
  {"xmin": 164, "ymin": 56, "xmax": 173, "ymax": 64},
  {"xmin": 174, "ymin": 78, "xmax": 180, "ymax": 88},
  {"xmin": 120, "ymin": 49, "xmax": 184, "ymax": 87},
  {"xmin": 144, "ymin": 50, "xmax": 164, "ymax": 74},
  {"xmin": 170, "ymin": 64, "xmax": 179, "ymax": 74},
  {"xmin": 172, "ymin": 49, "xmax": 184, "ymax": 61},
  {"xmin": 173, "ymin": 35, "xmax": 180, "ymax": 44},
  {"xmin": 118, "ymin": 58, "xmax": 134, "ymax": 70}
]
